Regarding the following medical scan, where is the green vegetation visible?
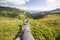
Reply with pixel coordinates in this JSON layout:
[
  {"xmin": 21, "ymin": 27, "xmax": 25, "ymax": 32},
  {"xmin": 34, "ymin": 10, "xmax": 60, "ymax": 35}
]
[
  {"xmin": 0, "ymin": 6, "xmax": 30, "ymax": 19},
  {"xmin": 0, "ymin": 17, "xmax": 22, "ymax": 40},
  {"xmin": 0, "ymin": 6, "xmax": 60, "ymax": 40},
  {"xmin": 30, "ymin": 14, "xmax": 60, "ymax": 40}
]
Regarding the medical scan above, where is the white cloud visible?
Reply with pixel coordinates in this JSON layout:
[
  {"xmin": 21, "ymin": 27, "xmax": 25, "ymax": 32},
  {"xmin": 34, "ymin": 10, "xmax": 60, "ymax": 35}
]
[
  {"xmin": 0, "ymin": 0, "xmax": 29, "ymax": 5},
  {"xmin": 46, "ymin": 0, "xmax": 55, "ymax": 3},
  {"xmin": 45, "ymin": 0, "xmax": 60, "ymax": 10},
  {"xmin": 18, "ymin": 6, "xmax": 43, "ymax": 11},
  {"xmin": 0, "ymin": 0, "xmax": 59, "ymax": 11},
  {"xmin": 20, "ymin": 0, "xmax": 60, "ymax": 11}
]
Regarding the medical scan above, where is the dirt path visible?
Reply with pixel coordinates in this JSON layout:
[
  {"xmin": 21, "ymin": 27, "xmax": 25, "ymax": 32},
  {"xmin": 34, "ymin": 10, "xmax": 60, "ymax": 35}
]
[{"xmin": 16, "ymin": 19, "xmax": 34, "ymax": 40}]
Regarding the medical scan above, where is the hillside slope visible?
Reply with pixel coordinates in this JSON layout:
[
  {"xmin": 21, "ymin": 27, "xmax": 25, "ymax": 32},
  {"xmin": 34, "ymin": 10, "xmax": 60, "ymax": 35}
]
[
  {"xmin": 0, "ymin": 14, "xmax": 60, "ymax": 40},
  {"xmin": 31, "ymin": 8, "xmax": 60, "ymax": 19},
  {"xmin": 0, "ymin": 6, "xmax": 60, "ymax": 40},
  {"xmin": 0, "ymin": 6, "xmax": 31, "ymax": 19}
]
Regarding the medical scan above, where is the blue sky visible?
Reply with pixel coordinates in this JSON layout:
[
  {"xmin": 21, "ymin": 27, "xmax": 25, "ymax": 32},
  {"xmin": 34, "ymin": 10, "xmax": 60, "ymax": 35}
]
[
  {"xmin": 22, "ymin": 0, "xmax": 46, "ymax": 7},
  {"xmin": 0, "ymin": 0, "xmax": 60, "ymax": 11}
]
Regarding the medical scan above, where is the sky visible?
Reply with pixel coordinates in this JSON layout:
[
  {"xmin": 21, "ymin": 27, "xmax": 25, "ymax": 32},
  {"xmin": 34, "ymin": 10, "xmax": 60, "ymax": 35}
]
[{"xmin": 0, "ymin": 0, "xmax": 60, "ymax": 11}]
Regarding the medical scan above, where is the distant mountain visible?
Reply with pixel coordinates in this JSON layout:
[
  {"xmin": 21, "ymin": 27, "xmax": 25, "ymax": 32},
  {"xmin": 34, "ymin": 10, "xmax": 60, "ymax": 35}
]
[
  {"xmin": 0, "ymin": 6, "xmax": 60, "ymax": 19},
  {"xmin": 38, "ymin": 8, "xmax": 60, "ymax": 14},
  {"xmin": 0, "ymin": 6, "xmax": 33, "ymax": 19},
  {"xmin": 26, "ymin": 10, "xmax": 40, "ymax": 13},
  {"xmin": 50, "ymin": 8, "xmax": 60, "ymax": 13},
  {"xmin": 30, "ymin": 8, "xmax": 60, "ymax": 19}
]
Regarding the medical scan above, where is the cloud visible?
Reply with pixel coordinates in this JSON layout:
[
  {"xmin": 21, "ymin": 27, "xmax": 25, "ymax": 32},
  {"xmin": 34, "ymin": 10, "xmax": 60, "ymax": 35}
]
[
  {"xmin": 20, "ymin": 0, "xmax": 60, "ymax": 11},
  {"xmin": 18, "ymin": 6, "xmax": 43, "ymax": 11},
  {"xmin": 46, "ymin": 0, "xmax": 55, "ymax": 3},
  {"xmin": 0, "ymin": 0, "xmax": 59, "ymax": 11},
  {"xmin": 45, "ymin": 0, "xmax": 60, "ymax": 10},
  {"xmin": 0, "ymin": 0, "xmax": 29, "ymax": 5}
]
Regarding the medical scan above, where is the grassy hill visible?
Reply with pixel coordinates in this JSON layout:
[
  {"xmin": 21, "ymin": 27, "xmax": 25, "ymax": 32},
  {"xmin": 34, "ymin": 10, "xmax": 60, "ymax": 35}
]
[
  {"xmin": 0, "ymin": 16, "xmax": 23, "ymax": 40},
  {"xmin": 30, "ymin": 14, "xmax": 60, "ymax": 40},
  {"xmin": 0, "ymin": 6, "xmax": 60, "ymax": 40},
  {"xmin": 31, "ymin": 8, "xmax": 60, "ymax": 19},
  {"xmin": 0, "ymin": 6, "xmax": 31, "ymax": 19},
  {"xmin": 0, "ymin": 6, "xmax": 20, "ymax": 18}
]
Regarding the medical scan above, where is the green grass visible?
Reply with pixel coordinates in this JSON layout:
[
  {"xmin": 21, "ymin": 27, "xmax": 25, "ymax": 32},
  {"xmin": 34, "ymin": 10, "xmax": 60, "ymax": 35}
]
[
  {"xmin": 29, "ymin": 14, "xmax": 60, "ymax": 40},
  {"xmin": 0, "ymin": 14, "xmax": 60, "ymax": 40},
  {"xmin": 0, "ymin": 17, "xmax": 22, "ymax": 40}
]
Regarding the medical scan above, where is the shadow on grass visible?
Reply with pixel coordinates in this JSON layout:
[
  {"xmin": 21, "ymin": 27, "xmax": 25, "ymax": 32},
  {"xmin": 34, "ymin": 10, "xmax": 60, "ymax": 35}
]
[{"xmin": 15, "ymin": 25, "xmax": 22, "ymax": 40}]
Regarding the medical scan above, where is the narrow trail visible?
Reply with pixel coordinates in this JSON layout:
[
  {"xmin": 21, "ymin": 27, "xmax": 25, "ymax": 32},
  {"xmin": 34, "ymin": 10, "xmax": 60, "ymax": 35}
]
[{"xmin": 16, "ymin": 19, "xmax": 34, "ymax": 40}]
